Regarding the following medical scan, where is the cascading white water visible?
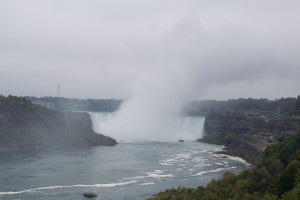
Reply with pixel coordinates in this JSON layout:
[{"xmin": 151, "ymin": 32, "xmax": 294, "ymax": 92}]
[{"xmin": 89, "ymin": 112, "xmax": 205, "ymax": 142}]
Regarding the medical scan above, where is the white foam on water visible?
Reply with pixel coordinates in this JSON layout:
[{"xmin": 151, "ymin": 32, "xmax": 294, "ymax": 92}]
[
  {"xmin": 192, "ymin": 163, "xmax": 212, "ymax": 168},
  {"xmin": 158, "ymin": 162, "xmax": 172, "ymax": 166},
  {"xmin": 0, "ymin": 180, "xmax": 137, "ymax": 195},
  {"xmin": 120, "ymin": 169, "xmax": 173, "ymax": 184},
  {"xmin": 139, "ymin": 182, "xmax": 155, "ymax": 186},
  {"xmin": 193, "ymin": 168, "xmax": 227, "ymax": 177},
  {"xmin": 159, "ymin": 152, "xmax": 193, "ymax": 166},
  {"xmin": 215, "ymin": 162, "xmax": 224, "ymax": 166},
  {"xmin": 214, "ymin": 153, "xmax": 248, "ymax": 164},
  {"xmin": 73, "ymin": 180, "xmax": 138, "ymax": 187},
  {"xmin": 147, "ymin": 170, "xmax": 173, "ymax": 179}
]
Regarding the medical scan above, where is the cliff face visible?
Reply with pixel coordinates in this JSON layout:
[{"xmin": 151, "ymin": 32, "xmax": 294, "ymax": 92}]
[
  {"xmin": 203, "ymin": 115, "xmax": 300, "ymax": 154},
  {"xmin": 204, "ymin": 115, "xmax": 255, "ymax": 133},
  {"xmin": 205, "ymin": 115, "xmax": 300, "ymax": 137},
  {"xmin": 0, "ymin": 111, "xmax": 117, "ymax": 151}
]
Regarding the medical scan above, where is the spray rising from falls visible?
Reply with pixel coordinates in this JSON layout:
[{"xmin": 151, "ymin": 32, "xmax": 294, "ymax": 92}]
[{"xmin": 89, "ymin": 112, "xmax": 205, "ymax": 142}]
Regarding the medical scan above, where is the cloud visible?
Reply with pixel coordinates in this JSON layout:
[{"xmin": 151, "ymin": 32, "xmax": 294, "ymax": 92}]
[
  {"xmin": 2, "ymin": 0, "xmax": 300, "ymax": 141},
  {"xmin": 0, "ymin": 0, "xmax": 299, "ymax": 100}
]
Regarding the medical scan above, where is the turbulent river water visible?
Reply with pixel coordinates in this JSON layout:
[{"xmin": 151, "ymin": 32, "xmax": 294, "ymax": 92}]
[{"xmin": 0, "ymin": 113, "xmax": 249, "ymax": 200}]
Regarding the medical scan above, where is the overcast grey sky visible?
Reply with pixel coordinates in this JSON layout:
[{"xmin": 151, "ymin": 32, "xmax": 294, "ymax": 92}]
[{"xmin": 0, "ymin": 0, "xmax": 300, "ymax": 100}]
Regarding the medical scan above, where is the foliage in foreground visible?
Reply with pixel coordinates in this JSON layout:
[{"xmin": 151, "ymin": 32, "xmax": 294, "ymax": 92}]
[{"xmin": 148, "ymin": 132, "xmax": 300, "ymax": 200}]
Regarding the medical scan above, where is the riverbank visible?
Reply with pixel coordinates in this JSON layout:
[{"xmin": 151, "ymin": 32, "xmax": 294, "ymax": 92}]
[
  {"xmin": 197, "ymin": 134, "xmax": 257, "ymax": 164},
  {"xmin": 148, "ymin": 131, "xmax": 300, "ymax": 200},
  {"xmin": 198, "ymin": 131, "xmax": 257, "ymax": 164},
  {"xmin": 198, "ymin": 114, "xmax": 300, "ymax": 163}
]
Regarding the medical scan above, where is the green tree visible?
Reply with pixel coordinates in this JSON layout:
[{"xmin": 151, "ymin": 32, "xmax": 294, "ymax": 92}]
[
  {"xmin": 277, "ymin": 160, "xmax": 300, "ymax": 196},
  {"xmin": 281, "ymin": 186, "xmax": 300, "ymax": 200}
]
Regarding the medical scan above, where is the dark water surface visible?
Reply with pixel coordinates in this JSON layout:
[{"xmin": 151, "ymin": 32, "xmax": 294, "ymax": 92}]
[{"xmin": 0, "ymin": 142, "xmax": 249, "ymax": 200}]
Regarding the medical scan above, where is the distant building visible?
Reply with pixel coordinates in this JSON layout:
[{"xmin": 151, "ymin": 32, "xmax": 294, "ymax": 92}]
[{"xmin": 32, "ymin": 100, "xmax": 55, "ymax": 110}]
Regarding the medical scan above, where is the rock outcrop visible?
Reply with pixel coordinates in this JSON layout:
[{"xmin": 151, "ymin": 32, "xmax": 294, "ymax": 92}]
[
  {"xmin": 203, "ymin": 115, "xmax": 300, "ymax": 154},
  {"xmin": 83, "ymin": 192, "xmax": 97, "ymax": 197},
  {"xmin": 0, "ymin": 111, "xmax": 117, "ymax": 151},
  {"xmin": 205, "ymin": 115, "xmax": 300, "ymax": 136}
]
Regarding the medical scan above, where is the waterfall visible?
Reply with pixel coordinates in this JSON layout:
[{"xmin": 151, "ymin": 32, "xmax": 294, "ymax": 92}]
[{"xmin": 89, "ymin": 112, "xmax": 205, "ymax": 142}]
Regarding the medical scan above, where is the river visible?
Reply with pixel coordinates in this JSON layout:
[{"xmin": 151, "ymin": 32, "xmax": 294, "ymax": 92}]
[
  {"xmin": 0, "ymin": 141, "xmax": 248, "ymax": 200},
  {"xmin": 0, "ymin": 112, "xmax": 249, "ymax": 200}
]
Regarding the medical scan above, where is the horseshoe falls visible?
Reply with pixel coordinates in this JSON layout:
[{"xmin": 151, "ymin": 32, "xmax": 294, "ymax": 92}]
[{"xmin": 89, "ymin": 112, "xmax": 205, "ymax": 142}]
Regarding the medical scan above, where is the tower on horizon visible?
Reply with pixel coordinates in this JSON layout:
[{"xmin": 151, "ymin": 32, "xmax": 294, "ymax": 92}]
[{"xmin": 57, "ymin": 85, "xmax": 61, "ymax": 97}]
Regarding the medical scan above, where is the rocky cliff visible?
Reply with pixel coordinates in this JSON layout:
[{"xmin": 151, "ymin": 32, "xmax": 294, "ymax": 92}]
[
  {"xmin": 205, "ymin": 115, "xmax": 300, "ymax": 137},
  {"xmin": 0, "ymin": 111, "xmax": 117, "ymax": 151},
  {"xmin": 202, "ymin": 115, "xmax": 300, "ymax": 154}
]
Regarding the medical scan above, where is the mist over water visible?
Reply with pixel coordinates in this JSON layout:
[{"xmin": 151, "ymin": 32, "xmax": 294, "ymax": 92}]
[
  {"xmin": 89, "ymin": 112, "xmax": 205, "ymax": 142},
  {"xmin": 88, "ymin": 66, "xmax": 205, "ymax": 142}
]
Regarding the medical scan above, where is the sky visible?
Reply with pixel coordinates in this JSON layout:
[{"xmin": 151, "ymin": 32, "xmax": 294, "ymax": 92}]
[{"xmin": 0, "ymin": 0, "xmax": 300, "ymax": 101}]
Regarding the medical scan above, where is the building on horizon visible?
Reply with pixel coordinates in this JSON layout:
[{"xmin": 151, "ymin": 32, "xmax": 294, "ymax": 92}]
[{"xmin": 32, "ymin": 100, "xmax": 55, "ymax": 110}]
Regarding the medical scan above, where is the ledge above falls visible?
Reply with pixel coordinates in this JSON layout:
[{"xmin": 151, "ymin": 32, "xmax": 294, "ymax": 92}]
[{"xmin": 0, "ymin": 111, "xmax": 117, "ymax": 152}]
